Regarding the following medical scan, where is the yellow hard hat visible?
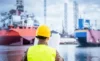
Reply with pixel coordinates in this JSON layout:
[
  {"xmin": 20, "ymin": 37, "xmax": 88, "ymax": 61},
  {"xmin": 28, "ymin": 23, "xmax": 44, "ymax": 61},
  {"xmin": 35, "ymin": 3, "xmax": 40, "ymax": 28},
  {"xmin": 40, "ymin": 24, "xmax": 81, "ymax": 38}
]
[{"xmin": 36, "ymin": 24, "xmax": 51, "ymax": 37}]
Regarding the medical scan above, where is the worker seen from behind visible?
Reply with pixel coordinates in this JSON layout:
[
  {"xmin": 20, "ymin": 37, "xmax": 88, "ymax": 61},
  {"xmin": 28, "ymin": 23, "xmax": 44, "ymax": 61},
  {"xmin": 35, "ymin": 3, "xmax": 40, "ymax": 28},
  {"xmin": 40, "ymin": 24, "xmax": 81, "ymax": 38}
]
[{"xmin": 22, "ymin": 24, "xmax": 64, "ymax": 61}]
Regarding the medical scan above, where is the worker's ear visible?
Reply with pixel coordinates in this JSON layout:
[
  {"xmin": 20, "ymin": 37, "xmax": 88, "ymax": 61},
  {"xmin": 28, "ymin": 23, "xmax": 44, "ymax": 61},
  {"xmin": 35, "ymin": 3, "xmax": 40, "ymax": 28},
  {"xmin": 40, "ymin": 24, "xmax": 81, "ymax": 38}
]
[{"xmin": 46, "ymin": 37, "xmax": 49, "ymax": 41}]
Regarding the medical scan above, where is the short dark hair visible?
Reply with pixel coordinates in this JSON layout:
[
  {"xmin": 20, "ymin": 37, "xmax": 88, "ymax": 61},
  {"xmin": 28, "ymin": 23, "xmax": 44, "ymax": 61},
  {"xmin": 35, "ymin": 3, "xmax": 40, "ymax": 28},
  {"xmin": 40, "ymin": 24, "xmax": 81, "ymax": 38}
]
[{"xmin": 36, "ymin": 36, "xmax": 47, "ymax": 40}]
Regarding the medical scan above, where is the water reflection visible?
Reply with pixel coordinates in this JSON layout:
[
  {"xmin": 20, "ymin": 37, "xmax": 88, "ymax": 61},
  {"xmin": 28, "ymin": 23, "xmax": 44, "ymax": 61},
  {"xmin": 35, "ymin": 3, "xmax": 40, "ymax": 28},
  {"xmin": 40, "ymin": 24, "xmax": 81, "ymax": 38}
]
[
  {"xmin": 75, "ymin": 50, "xmax": 88, "ymax": 61},
  {"xmin": 59, "ymin": 45, "xmax": 100, "ymax": 61},
  {"xmin": 1, "ymin": 45, "xmax": 100, "ymax": 61},
  {"xmin": 75, "ymin": 47, "xmax": 100, "ymax": 61}
]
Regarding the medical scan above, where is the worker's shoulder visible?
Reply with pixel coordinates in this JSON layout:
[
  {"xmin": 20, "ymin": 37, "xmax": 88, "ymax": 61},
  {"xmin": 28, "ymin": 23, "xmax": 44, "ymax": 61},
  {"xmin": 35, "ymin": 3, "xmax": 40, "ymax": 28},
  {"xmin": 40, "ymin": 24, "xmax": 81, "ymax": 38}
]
[
  {"xmin": 28, "ymin": 45, "xmax": 56, "ymax": 51},
  {"xmin": 47, "ymin": 46, "xmax": 56, "ymax": 51}
]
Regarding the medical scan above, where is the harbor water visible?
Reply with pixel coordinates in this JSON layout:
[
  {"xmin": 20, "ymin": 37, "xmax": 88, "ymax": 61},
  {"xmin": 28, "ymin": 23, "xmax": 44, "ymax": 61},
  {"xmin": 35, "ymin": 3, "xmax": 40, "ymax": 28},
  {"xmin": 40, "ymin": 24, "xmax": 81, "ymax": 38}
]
[{"xmin": 0, "ymin": 45, "xmax": 100, "ymax": 61}]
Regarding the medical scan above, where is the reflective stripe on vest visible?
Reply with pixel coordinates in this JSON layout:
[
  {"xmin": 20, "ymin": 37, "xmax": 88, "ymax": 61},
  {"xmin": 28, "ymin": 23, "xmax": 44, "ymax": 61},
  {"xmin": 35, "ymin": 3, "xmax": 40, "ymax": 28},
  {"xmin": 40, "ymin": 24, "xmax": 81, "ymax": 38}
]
[{"xmin": 27, "ymin": 45, "xmax": 56, "ymax": 61}]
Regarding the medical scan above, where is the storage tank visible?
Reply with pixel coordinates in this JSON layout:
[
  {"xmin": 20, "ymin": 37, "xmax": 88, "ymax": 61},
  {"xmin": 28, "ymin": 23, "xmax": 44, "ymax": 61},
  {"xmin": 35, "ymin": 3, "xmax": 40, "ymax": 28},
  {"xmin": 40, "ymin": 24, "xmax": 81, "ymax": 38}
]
[
  {"xmin": 26, "ymin": 17, "xmax": 34, "ymax": 27},
  {"xmin": 78, "ymin": 19, "xmax": 84, "ymax": 29},
  {"xmin": 84, "ymin": 19, "xmax": 90, "ymax": 29},
  {"xmin": 12, "ymin": 15, "xmax": 21, "ymax": 23}
]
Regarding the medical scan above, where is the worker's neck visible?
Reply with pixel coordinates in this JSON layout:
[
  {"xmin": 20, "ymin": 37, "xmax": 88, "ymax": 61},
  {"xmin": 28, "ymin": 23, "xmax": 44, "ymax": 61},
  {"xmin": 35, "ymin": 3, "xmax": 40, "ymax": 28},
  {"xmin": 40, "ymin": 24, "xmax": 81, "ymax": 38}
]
[{"xmin": 38, "ymin": 40, "xmax": 48, "ymax": 45}]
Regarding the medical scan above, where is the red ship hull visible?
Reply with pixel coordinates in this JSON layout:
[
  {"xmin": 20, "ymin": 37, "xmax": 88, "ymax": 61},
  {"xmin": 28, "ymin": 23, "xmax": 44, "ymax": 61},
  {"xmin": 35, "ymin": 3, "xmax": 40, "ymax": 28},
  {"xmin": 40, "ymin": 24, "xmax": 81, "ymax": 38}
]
[
  {"xmin": 0, "ymin": 27, "xmax": 37, "ymax": 61},
  {"xmin": 0, "ymin": 27, "xmax": 36, "ymax": 45}
]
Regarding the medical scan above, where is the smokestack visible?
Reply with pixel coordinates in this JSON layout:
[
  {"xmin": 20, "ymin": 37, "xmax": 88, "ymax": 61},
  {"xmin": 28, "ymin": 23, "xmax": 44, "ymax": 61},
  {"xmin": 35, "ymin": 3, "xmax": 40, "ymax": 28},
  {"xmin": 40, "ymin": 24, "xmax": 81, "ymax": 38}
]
[
  {"xmin": 63, "ymin": 1, "xmax": 68, "ymax": 35},
  {"xmin": 44, "ymin": 0, "xmax": 47, "ymax": 24},
  {"xmin": 73, "ymin": 1, "xmax": 79, "ymax": 30}
]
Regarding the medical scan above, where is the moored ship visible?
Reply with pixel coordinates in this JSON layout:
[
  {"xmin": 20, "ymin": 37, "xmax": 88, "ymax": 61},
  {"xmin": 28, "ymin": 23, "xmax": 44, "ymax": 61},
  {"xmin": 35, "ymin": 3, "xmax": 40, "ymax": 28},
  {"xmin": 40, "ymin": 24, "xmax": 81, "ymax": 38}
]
[
  {"xmin": 0, "ymin": 0, "xmax": 39, "ymax": 45},
  {"xmin": 75, "ymin": 18, "xmax": 100, "ymax": 46}
]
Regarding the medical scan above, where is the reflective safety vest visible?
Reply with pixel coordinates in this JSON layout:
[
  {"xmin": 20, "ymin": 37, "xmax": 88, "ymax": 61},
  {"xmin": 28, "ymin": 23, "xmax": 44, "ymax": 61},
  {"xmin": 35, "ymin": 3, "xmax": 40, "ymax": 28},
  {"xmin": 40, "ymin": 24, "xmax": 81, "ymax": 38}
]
[{"xmin": 27, "ymin": 45, "xmax": 56, "ymax": 61}]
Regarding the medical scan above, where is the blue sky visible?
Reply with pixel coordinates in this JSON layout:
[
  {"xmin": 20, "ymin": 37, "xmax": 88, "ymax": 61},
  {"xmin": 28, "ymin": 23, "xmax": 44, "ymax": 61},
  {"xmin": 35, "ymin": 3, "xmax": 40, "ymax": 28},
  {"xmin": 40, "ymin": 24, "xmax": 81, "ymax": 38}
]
[{"xmin": 0, "ymin": 0, "xmax": 100, "ymax": 34}]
